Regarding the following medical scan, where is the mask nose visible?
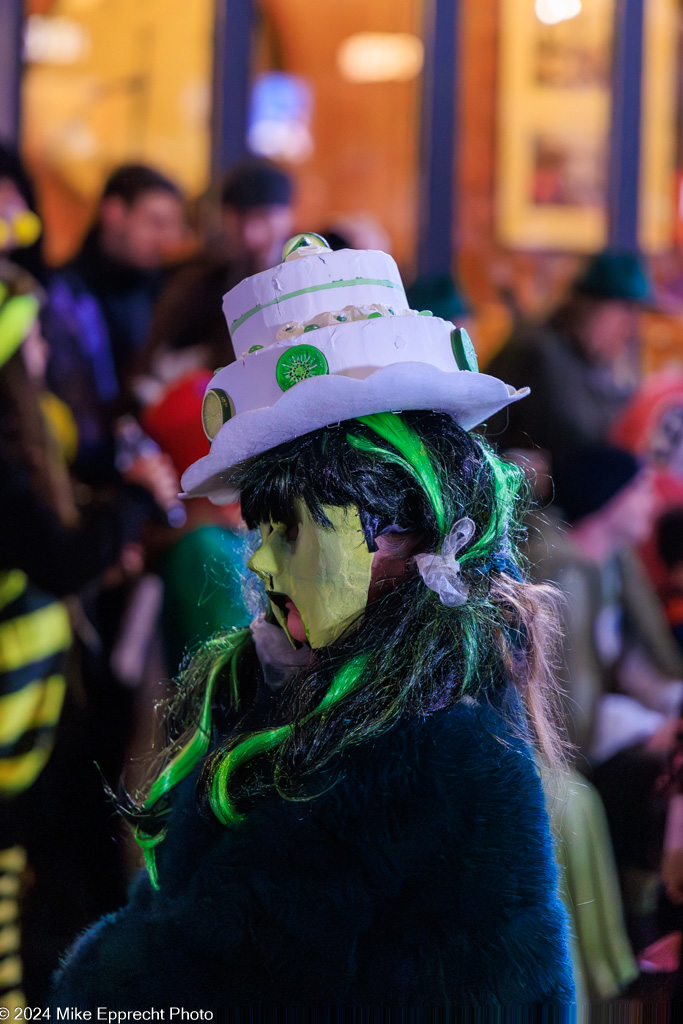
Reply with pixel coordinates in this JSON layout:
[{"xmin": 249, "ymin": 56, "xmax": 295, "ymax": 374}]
[{"xmin": 248, "ymin": 528, "xmax": 284, "ymax": 585}]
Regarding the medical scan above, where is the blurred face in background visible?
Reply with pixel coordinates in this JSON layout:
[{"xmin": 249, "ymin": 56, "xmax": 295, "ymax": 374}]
[
  {"xmin": 579, "ymin": 299, "xmax": 638, "ymax": 363},
  {"xmin": 222, "ymin": 203, "xmax": 294, "ymax": 270},
  {"xmin": 595, "ymin": 469, "xmax": 659, "ymax": 550},
  {"xmin": 99, "ymin": 189, "xmax": 185, "ymax": 270}
]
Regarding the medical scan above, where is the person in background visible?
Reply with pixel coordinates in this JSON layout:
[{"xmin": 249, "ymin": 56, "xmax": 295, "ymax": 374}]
[
  {"xmin": 610, "ymin": 370, "xmax": 683, "ymax": 602},
  {"xmin": 139, "ymin": 370, "xmax": 251, "ymax": 675},
  {"xmin": 0, "ymin": 256, "xmax": 178, "ymax": 1007},
  {"xmin": 657, "ymin": 510, "xmax": 683, "ymax": 652},
  {"xmin": 317, "ymin": 214, "xmax": 391, "ymax": 255},
  {"xmin": 132, "ymin": 158, "xmax": 294, "ymax": 409},
  {"xmin": 487, "ymin": 250, "xmax": 652, "ymax": 465},
  {"xmin": 654, "ymin": 511, "xmax": 683, "ymax": 996},
  {"xmin": 219, "ymin": 157, "xmax": 294, "ymax": 273},
  {"xmin": 534, "ymin": 446, "xmax": 682, "ymax": 763},
  {"xmin": 46, "ymin": 164, "xmax": 185, "ymax": 479},
  {"xmin": 123, "ymin": 161, "xmax": 293, "ymax": 682},
  {"xmin": 531, "ymin": 446, "xmax": 683, "ymax": 959},
  {"xmin": 406, "ymin": 273, "xmax": 474, "ymax": 339}
]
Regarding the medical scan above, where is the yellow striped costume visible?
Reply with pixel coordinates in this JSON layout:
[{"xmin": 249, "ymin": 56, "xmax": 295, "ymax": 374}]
[{"xmin": 0, "ymin": 570, "xmax": 71, "ymax": 1006}]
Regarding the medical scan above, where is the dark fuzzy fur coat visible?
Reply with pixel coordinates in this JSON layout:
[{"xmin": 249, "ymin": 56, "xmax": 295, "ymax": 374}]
[{"xmin": 52, "ymin": 695, "xmax": 574, "ymax": 1009}]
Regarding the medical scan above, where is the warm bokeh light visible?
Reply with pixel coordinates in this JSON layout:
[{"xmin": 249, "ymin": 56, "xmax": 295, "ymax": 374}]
[
  {"xmin": 22, "ymin": 0, "xmax": 213, "ymax": 262},
  {"xmin": 534, "ymin": 0, "xmax": 583, "ymax": 25},
  {"xmin": 336, "ymin": 32, "xmax": 424, "ymax": 83},
  {"xmin": 25, "ymin": 15, "xmax": 90, "ymax": 64}
]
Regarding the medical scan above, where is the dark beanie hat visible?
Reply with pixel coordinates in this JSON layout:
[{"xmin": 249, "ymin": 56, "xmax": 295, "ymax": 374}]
[
  {"xmin": 552, "ymin": 444, "xmax": 640, "ymax": 523},
  {"xmin": 574, "ymin": 249, "xmax": 653, "ymax": 304},
  {"xmin": 406, "ymin": 274, "xmax": 472, "ymax": 319},
  {"xmin": 221, "ymin": 158, "xmax": 293, "ymax": 210}
]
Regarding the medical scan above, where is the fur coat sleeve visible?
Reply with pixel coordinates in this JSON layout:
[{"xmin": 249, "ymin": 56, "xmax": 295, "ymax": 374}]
[{"xmin": 51, "ymin": 697, "xmax": 574, "ymax": 1009}]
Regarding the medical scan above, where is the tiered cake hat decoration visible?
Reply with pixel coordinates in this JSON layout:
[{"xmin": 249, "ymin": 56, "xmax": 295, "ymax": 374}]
[{"xmin": 181, "ymin": 233, "xmax": 529, "ymax": 504}]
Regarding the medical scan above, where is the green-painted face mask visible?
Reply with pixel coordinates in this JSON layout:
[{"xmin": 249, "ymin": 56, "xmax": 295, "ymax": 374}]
[{"xmin": 248, "ymin": 500, "xmax": 374, "ymax": 649}]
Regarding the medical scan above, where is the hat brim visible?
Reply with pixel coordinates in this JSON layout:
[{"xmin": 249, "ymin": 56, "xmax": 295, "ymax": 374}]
[{"xmin": 180, "ymin": 362, "xmax": 529, "ymax": 504}]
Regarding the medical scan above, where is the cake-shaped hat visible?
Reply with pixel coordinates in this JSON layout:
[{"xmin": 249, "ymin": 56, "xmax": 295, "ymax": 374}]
[{"xmin": 181, "ymin": 234, "xmax": 529, "ymax": 503}]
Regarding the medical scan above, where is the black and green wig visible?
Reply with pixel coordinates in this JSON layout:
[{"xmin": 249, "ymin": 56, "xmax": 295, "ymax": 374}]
[{"xmin": 123, "ymin": 410, "xmax": 564, "ymax": 885}]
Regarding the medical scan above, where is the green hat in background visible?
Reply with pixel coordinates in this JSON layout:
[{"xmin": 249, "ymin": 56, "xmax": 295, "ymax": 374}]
[
  {"xmin": 405, "ymin": 274, "xmax": 473, "ymax": 321},
  {"xmin": 574, "ymin": 250, "xmax": 654, "ymax": 304}
]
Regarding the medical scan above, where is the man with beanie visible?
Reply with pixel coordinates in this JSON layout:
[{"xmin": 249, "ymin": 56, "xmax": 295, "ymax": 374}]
[
  {"xmin": 219, "ymin": 157, "xmax": 294, "ymax": 272},
  {"xmin": 487, "ymin": 250, "xmax": 653, "ymax": 463},
  {"xmin": 135, "ymin": 158, "xmax": 294, "ymax": 395}
]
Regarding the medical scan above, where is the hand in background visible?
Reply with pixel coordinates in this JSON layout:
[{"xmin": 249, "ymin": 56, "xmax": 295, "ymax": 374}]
[
  {"xmin": 645, "ymin": 716, "xmax": 683, "ymax": 754},
  {"xmin": 123, "ymin": 452, "xmax": 180, "ymax": 515},
  {"xmin": 101, "ymin": 542, "xmax": 146, "ymax": 589}
]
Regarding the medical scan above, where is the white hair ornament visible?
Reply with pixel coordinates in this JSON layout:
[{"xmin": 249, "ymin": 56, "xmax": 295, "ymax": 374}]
[{"xmin": 414, "ymin": 517, "xmax": 476, "ymax": 607}]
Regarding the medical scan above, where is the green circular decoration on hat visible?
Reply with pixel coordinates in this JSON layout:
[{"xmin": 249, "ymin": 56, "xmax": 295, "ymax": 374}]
[
  {"xmin": 303, "ymin": 323, "xmax": 320, "ymax": 332},
  {"xmin": 451, "ymin": 327, "xmax": 479, "ymax": 373},
  {"xmin": 212, "ymin": 365, "xmax": 225, "ymax": 375},
  {"xmin": 276, "ymin": 345, "xmax": 329, "ymax": 392},
  {"xmin": 418, "ymin": 309, "xmax": 433, "ymax": 317},
  {"xmin": 248, "ymin": 345, "xmax": 263, "ymax": 353},
  {"xmin": 202, "ymin": 388, "xmax": 235, "ymax": 441},
  {"xmin": 367, "ymin": 311, "xmax": 382, "ymax": 318},
  {"xmin": 282, "ymin": 232, "xmax": 331, "ymax": 261}
]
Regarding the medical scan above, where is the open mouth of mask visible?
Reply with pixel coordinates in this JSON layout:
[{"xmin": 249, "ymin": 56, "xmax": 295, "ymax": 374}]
[{"xmin": 247, "ymin": 501, "xmax": 375, "ymax": 649}]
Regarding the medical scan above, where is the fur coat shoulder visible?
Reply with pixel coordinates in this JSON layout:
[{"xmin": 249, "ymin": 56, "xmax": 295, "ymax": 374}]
[{"xmin": 52, "ymin": 694, "xmax": 574, "ymax": 1009}]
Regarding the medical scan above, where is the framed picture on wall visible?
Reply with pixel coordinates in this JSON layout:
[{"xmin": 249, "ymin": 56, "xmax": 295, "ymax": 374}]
[{"xmin": 496, "ymin": 0, "xmax": 677, "ymax": 252}]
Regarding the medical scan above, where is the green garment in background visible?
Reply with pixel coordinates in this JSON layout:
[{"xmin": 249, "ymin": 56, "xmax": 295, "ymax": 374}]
[
  {"xmin": 551, "ymin": 769, "xmax": 638, "ymax": 1001},
  {"xmin": 160, "ymin": 526, "xmax": 251, "ymax": 674}
]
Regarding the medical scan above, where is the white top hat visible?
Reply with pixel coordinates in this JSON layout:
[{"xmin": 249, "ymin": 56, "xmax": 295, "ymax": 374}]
[{"xmin": 181, "ymin": 234, "xmax": 528, "ymax": 504}]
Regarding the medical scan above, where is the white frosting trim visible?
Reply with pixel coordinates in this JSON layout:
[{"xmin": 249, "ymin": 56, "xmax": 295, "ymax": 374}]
[{"xmin": 273, "ymin": 303, "xmax": 426, "ymax": 343}]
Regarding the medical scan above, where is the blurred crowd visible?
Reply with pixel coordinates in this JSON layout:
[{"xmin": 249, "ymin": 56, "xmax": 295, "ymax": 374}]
[{"xmin": 1, "ymin": 140, "xmax": 683, "ymax": 1009}]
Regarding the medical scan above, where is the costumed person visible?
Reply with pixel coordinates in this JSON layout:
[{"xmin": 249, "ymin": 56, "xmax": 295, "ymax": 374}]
[
  {"xmin": 0, "ymin": 249, "xmax": 179, "ymax": 1005},
  {"xmin": 52, "ymin": 235, "xmax": 574, "ymax": 1008}
]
